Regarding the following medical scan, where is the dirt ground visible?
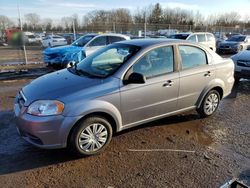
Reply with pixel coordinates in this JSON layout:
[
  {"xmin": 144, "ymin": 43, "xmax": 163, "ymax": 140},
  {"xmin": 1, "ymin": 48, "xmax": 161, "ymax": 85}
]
[
  {"xmin": 0, "ymin": 76, "xmax": 249, "ymax": 187},
  {"xmin": 0, "ymin": 46, "xmax": 43, "ymax": 64}
]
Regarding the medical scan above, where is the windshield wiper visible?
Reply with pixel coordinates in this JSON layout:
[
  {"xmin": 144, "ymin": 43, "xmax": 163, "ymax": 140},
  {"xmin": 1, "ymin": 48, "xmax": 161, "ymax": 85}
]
[{"xmin": 74, "ymin": 66, "xmax": 103, "ymax": 78}]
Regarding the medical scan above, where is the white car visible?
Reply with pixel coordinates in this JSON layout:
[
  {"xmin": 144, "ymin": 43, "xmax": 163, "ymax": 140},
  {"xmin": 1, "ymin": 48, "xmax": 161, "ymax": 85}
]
[
  {"xmin": 168, "ymin": 32, "xmax": 216, "ymax": 51},
  {"xmin": 42, "ymin": 35, "xmax": 67, "ymax": 48}
]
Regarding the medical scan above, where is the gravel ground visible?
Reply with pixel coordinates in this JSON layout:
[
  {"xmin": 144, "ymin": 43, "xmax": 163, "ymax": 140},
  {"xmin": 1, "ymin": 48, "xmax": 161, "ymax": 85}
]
[{"xmin": 0, "ymin": 76, "xmax": 249, "ymax": 188}]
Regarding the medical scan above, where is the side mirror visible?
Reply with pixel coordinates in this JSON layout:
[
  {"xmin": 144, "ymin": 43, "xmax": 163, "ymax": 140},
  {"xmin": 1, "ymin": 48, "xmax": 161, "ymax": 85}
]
[
  {"xmin": 67, "ymin": 61, "xmax": 76, "ymax": 68},
  {"xmin": 124, "ymin": 72, "xmax": 146, "ymax": 85}
]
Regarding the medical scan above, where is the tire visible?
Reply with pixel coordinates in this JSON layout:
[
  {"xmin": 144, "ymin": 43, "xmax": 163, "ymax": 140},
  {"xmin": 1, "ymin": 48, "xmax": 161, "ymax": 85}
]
[
  {"xmin": 68, "ymin": 116, "xmax": 113, "ymax": 157},
  {"xmin": 197, "ymin": 90, "xmax": 220, "ymax": 118}
]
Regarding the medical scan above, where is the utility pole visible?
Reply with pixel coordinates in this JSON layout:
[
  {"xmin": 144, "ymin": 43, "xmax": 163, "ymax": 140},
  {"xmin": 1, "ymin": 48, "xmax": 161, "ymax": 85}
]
[
  {"xmin": 72, "ymin": 20, "xmax": 76, "ymax": 41},
  {"xmin": 17, "ymin": 0, "xmax": 28, "ymax": 65},
  {"xmin": 144, "ymin": 12, "xmax": 147, "ymax": 38}
]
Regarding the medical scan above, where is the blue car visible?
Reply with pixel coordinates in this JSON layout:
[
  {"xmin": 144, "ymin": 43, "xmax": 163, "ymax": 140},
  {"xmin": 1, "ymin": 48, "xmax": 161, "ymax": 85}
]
[{"xmin": 43, "ymin": 33, "xmax": 130, "ymax": 68}]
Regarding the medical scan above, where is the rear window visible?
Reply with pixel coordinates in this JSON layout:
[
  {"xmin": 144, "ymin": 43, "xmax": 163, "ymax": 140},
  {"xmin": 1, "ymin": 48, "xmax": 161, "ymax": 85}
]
[
  {"xmin": 109, "ymin": 36, "xmax": 126, "ymax": 44},
  {"xmin": 169, "ymin": 34, "xmax": 189, "ymax": 40}
]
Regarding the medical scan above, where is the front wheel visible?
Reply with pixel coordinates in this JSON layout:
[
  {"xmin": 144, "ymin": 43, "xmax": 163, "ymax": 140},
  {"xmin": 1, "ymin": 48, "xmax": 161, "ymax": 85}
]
[
  {"xmin": 197, "ymin": 90, "xmax": 220, "ymax": 118},
  {"xmin": 68, "ymin": 116, "xmax": 113, "ymax": 157}
]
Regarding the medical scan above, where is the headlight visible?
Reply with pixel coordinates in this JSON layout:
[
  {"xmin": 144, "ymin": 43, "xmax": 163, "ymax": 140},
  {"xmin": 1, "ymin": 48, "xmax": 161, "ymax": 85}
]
[{"xmin": 27, "ymin": 100, "xmax": 64, "ymax": 116}]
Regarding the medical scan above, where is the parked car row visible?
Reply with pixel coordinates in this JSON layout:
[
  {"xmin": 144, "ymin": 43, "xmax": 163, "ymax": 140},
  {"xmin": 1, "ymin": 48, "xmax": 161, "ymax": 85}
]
[{"xmin": 41, "ymin": 32, "xmax": 250, "ymax": 82}]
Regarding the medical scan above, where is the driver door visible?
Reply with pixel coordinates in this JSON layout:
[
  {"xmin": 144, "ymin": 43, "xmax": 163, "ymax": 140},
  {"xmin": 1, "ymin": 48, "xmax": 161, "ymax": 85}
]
[{"xmin": 120, "ymin": 46, "xmax": 180, "ymax": 126}]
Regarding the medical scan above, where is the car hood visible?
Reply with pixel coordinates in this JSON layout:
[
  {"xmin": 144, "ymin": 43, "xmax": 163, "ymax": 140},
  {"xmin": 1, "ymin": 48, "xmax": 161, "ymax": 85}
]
[
  {"xmin": 22, "ymin": 69, "xmax": 106, "ymax": 106},
  {"xmin": 43, "ymin": 45, "xmax": 82, "ymax": 55},
  {"xmin": 233, "ymin": 50, "xmax": 250, "ymax": 61}
]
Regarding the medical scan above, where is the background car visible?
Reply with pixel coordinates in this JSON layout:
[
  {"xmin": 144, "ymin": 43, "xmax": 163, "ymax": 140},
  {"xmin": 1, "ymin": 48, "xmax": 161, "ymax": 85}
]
[
  {"xmin": 23, "ymin": 32, "xmax": 37, "ymax": 45},
  {"xmin": 15, "ymin": 39, "xmax": 235, "ymax": 157},
  {"xmin": 231, "ymin": 46, "xmax": 250, "ymax": 80},
  {"xmin": 218, "ymin": 35, "xmax": 250, "ymax": 54},
  {"xmin": 168, "ymin": 32, "xmax": 216, "ymax": 51},
  {"xmin": 41, "ymin": 35, "xmax": 67, "ymax": 48},
  {"xmin": 214, "ymin": 32, "xmax": 228, "ymax": 50},
  {"xmin": 63, "ymin": 33, "xmax": 82, "ymax": 44},
  {"xmin": 43, "ymin": 33, "xmax": 130, "ymax": 68}
]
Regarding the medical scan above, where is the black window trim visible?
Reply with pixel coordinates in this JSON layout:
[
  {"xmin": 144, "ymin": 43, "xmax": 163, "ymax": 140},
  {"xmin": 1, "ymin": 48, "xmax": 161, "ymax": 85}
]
[{"xmin": 124, "ymin": 45, "xmax": 176, "ymax": 80}]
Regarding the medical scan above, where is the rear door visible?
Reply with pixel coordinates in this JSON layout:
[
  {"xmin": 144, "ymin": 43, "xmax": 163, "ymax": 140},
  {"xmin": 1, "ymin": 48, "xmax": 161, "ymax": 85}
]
[
  {"xmin": 177, "ymin": 45, "xmax": 216, "ymax": 109},
  {"xmin": 120, "ymin": 46, "xmax": 180, "ymax": 126}
]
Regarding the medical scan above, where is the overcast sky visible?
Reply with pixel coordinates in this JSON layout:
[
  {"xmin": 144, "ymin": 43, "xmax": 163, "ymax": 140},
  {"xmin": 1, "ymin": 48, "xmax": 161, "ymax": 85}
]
[{"xmin": 1, "ymin": 0, "xmax": 250, "ymax": 21}]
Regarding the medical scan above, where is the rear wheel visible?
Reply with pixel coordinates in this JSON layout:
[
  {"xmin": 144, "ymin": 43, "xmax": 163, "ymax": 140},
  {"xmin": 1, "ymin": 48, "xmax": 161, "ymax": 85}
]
[
  {"xmin": 68, "ymin": 116, "xmax": 113, "ymax": 157},
  {"xmin": 197, "ymin": 90, "xmax": 220, "ymax": 118}
]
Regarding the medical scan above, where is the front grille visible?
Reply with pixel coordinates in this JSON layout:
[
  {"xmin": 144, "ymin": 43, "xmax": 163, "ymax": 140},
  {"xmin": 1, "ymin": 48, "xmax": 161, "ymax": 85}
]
[
  {"xmin": 220, "ymin": 45, "xmax": 230, "ymax": 48},
  {"xmin": 237, "ymin": 60, "xmax": 250, "ymax": 67},
  {"xmin": 46, "ymin": 53, "xmax": 61, "ymax": 59},
  {"xmin": 18, "ymin": 91, "xmax": 26, "ymax": 108}
]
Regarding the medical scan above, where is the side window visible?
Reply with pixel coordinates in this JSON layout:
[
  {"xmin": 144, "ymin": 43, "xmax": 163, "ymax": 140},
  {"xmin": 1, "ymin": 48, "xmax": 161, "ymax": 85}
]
[
  {"xmin": 246, "ymin": 36, "xmax": 250, "ymax": 43},
  {"xmin": 109, "ymin": 36, "xmax": 125, "ymax": 44},
  {"xmin": 197, "ymin": 34, "xmax": 206, "ymax": 42},
  {"xmin": 132, "ymin": 46, "xmax": 174, "ymax": 78},
  {"xmin": 89, "ymin": 36, "xmax": 107, "ymax": 47},
  {"xmin": 179, "ymin": 45, "xmax": 207, "ymax": 70},
  {"xmin": 206, "ymin": 34, "xmax": 214, "ymax": 41},
  {"xmin": 187, "ymin": 35, "xmax": 197, "ymax": 42}
]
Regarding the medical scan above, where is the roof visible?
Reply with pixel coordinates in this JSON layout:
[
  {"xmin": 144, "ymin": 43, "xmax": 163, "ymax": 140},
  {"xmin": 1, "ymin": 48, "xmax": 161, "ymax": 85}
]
[
  {"xmin": 84, "ymin": 33, "xmax": 130, "ymax": 39},
  {"xmin": 117, "ymin": 39, "xmax": 192, "ymax": 48}
]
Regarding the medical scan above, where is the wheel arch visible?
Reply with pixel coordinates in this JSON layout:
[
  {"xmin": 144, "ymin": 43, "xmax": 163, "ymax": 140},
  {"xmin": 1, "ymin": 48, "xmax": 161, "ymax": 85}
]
[
  {"xmin": 66, "ymin": 111, "xmax": 118, "ymax": 147},
  {"xmin": 196, "ymin": 84, "xmax": 224, "ymax": 108}
]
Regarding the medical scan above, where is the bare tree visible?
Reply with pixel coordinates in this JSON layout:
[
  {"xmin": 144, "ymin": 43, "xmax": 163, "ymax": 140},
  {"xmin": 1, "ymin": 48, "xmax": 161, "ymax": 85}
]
[
  {"xmin": 24, "ymin": 13, "xmax": 40, "ymax": 31},
  {"xmin": 41, "ymin": 18, "xmax": 53, "ymax": 31},
  {"xmin": 0, "ymin": 15, "xmax": 14, "ymax": 31}
]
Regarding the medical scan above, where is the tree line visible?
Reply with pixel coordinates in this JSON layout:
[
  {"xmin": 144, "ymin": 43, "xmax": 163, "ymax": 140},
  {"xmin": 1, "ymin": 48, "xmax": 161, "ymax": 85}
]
[{"xmin": 1, "ymin": 3, "xmax": 250, "ymax": 33}]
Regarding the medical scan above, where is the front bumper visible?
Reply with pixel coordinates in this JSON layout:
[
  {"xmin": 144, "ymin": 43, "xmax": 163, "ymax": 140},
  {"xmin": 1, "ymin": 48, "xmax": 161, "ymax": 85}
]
[
  {"xmin": 235, "ymin": 63, "xmax": 250, "ymax": 79},
  {"xmin": 218, "ymin": 47, "xmax": 238, "ymax": 53},
  {"xmin": 14, "ymin": 98, "xmax": 80, "ymax": 149}
]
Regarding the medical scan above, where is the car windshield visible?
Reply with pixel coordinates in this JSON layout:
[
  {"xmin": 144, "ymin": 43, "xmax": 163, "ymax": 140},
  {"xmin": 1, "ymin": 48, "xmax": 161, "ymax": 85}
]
[
  {"xmin": 28, "ymin": 35, "xmax": 35, "ymax": 38},
  {"xmin": 72, "ymin": 43, "xmax": 140, "ymax": 78},
  {"xmin": 72, "ymin": 35, "xmax": 96, "ymax": 47},
  {"xmin": 168, "ymin": 34, "xmax": 189, "ymax": 40},
  {"xmin": 226, "ymin": 36, "xmax": 246, "ymax": 42},
  {"xmin": 53, "ymin": 36, "xmax": 62, "ymax": 38}
]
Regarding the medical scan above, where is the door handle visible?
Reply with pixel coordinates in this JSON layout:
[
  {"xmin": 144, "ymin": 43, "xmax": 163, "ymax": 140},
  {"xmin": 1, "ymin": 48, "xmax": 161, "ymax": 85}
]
[
  {"xmin": 204, "ymin": 71, "xmax": 212, "ymax": 77},
  {"xmin": 163, "ymin": 80, "xmax": 174, "ymax": 87}
]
